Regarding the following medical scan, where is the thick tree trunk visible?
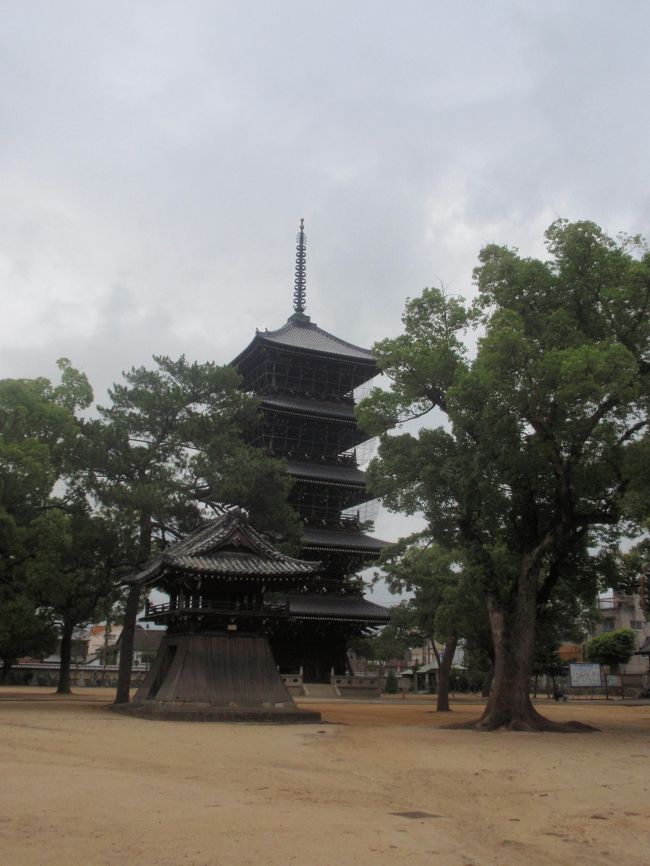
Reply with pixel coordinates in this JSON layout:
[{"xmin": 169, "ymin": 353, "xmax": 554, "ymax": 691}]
[
  {"xmin": 450, "ymin": 570, "xmax": 596, "ymax": 732},
  {"xmin": 57, "ymin": 620, "xmax": 74, "ymax": 694},
  {"xmin": 1, "ymin": 658, "xmax": 13, "ymax": 683},
  {"xmin": 114, "ymin": 583, "xmax": 140, "ymax": 704},
  {"xmin": 434, "ymin": 636, "xmax": 457, "ymax": 712}
]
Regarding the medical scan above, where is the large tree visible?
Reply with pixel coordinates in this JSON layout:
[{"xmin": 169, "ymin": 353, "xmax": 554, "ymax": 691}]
[
  {"xmin": 0, "ymin": 361, "xmax": 95, "ymax": 686},
  {"xmin": 358, "ymin": 220, "xmax": 649, "ymax": 731},
  {"xmin": 85, "ymin": 355, "xmax": 300, "ymax": 703},
  {"xmin": 26, "ymin": 505, "xmax": 121, "ymax": 693},
  {"xmin": 0, "ymin": 595, "xmax": 56, "ymax": 681}
]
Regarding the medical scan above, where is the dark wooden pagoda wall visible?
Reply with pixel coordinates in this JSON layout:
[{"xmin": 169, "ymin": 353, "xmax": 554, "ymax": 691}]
[
  {"xmin": 235, "ymin": 333, "xmax": 381, "ymax": 680},
  {"xmin": 240, "ymin": 349, "xmax": 373, "ymax": 401},
  {"xmin": 268, "ymin": 620, "xmax": 353, "ymax": 683},
  {"xmin": 252, "ymin": 411, "xmax": 365, "ymax": 463},
  {"xmin": 290, "ymin": 482, "xmax": 367, "ymax": 527},
  {"xmin": 240, "ymin": 346, "xmax": 376, "ymax": 541}
]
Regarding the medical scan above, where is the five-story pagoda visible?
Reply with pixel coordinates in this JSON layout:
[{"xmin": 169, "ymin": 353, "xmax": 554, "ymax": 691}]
[{"xmin": 232, "ymin": 220, "xmax": 389, "ymax": 680}]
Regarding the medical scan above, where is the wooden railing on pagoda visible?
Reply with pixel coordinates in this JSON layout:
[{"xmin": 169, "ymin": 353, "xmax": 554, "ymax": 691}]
[{"xmin": 142, "ymin": 597, "xmax": 290, "ymax": 622}]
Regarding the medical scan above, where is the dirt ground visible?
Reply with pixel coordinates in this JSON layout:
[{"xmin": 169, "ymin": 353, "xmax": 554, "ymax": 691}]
[{"xmin": 1, "ymin": 688, "xmax": 649, "ymax": 866}]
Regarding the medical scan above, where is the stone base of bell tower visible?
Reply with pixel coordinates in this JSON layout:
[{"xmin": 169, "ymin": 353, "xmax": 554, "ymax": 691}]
[{"xmin": 112, "ymin": 631, "xmax": 321, "ymax": 723}]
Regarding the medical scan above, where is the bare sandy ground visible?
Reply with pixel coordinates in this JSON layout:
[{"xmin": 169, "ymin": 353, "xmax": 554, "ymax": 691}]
[{"xmin": 1, "ymin": 688, "xmax": 649, "ymax": 866}]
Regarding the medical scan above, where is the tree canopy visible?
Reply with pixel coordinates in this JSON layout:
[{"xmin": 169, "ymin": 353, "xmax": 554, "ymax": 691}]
[
  {"xmin": 585, "ymin": 628, "xmax": 636, "ymax": 670},
  {"xmin": 0, "ymin": 354, "xmax": 302, "ymax": 695},
  {"xmin": 87, "ymin": 354, "xmax": 299, "ymax": 561},
  {"xmin": 0, "ymin": 360, "xmax": 99, "ymax": 687}
]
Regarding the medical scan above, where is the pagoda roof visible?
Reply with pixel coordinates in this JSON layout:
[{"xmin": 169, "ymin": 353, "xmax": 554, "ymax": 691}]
[
  {"xmin": 301, "ymin": 527, "xmax": 387, "ymax": 554},
  {"xmin": 285, "ymin": 593, "xmax": 390, "ymax": 624},
  {"xmin": 128, "ymin": 510, "xmax": 320, "ymax": 586},
  {"xmin": 165, "ymin": 551, "xmax": 317, "ymax": 578},
  {"xmin": 232, "ymin": 314, "xmax": 375, "ymax": 366},
  {"xmin": 286, "ymin": 460, "xmax": 366, "ymax": 487},
  {"xmin": 261, "ymin": 394, "xmax": 357, "ymax": 422}
]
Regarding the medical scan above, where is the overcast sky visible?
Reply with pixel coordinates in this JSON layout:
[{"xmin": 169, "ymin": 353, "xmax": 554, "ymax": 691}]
[{"xmin": 2, "ymin": 2, "xmax": 649, "ymax": 598}]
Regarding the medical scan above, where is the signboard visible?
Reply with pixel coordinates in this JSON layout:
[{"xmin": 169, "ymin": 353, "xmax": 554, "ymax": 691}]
[{"xmin": 569, "ymin": 663, "xmax": 602, "ymax": 688}]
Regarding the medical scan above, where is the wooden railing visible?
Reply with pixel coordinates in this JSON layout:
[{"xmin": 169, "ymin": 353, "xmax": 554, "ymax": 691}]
[{"xmin": 143, "ymin": 598, "xmax": 290, "ymax": 618}]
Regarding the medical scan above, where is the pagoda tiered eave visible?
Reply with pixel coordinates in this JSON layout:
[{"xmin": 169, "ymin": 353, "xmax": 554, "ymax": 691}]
[
  {"xmin": 260, "ymin": 394, "xmax": 358, "ymax": 422},
  {"xmin": 286, "ymin": 460, "xmax": 367, "ymax": 487},
  {"xmin": 301, "ymin": 527, "xmax": 387, "ymax": 555},
  {"xmin": 285, "ymin": 593, "xmax": 390, "ymax": 624}
]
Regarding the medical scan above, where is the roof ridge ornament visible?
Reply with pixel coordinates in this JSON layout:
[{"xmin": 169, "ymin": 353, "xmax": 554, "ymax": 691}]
[{"xmin": 292, "ymin": 217, "xmax": 308, "ymax": 317}]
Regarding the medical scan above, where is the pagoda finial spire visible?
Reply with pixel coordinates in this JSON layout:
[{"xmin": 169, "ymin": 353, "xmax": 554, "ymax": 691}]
[{"xmin": 293, "ymin": 217, "xmax": 307, "ymax": 314}]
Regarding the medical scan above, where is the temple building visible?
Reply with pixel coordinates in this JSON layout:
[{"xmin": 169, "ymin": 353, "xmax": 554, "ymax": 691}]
[
  {"xmin": 232, "ymin": 220, "xmax": 390, "ymax": 680},
  {"xmin": 115, "ymin": 509, "xmax": 323, "ymax": 721}
]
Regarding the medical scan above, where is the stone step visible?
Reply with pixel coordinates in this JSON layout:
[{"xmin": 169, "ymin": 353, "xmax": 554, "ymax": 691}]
[{"xmin": 302, "ymin": 683, "xmax": 340, "ymax": 698}]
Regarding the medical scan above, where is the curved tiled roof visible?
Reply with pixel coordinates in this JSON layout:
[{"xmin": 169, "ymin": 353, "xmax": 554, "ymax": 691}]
[
  {"xmin": 129, "ymin": 510, "xmax": 320, "ymax": 585},
  {"xmin": 261, "ymin": 395, "xmax": 357, "ymax": 422},
  {"xmin": 259, "ymin": 316, "xmax": 374, "ymax": 361},
  {"xmin": 285, "ymin": 593, "xmax": 390, "ymax": 623},
  {"xmin": 301, "ymin": 527, "xmax": 387, "ymax": 553},
  {"xmin": 169, "ymin": 552, "xmax": 317, "ymax": 577},
  {"xmin": 232, "ymin": 315, "xmax": 376, "ymax": 367},
  {"xmin": 286, "ymin": 460, "xmax": 366, "ymax": 486}
]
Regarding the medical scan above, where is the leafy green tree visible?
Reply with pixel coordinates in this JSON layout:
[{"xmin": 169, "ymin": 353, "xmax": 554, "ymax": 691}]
[
  {"xmin": 0, "ymin": 361, "xmax": 96, "ymax": 686},
  {"xmin": 0, "ymin": 360, "xmax": 92, "ymax": 553},
  {"xmin": 532, "ymin": 578, "xmax": 596, "ymax": 696},
  {"xmin": 85, "ymin": 355, "xmax": 300, "ymax": 703},
  {"xmin": 385, "ymin": 669, "xmax": 398, "ymax": 693},
  {"xmin": 379, "ymin": 538, "xmax": 489, "ymax": 711},
  {"xmin": 26, "ymin": 505, "xmax": 122, "ymax": 693},
  {"xmin": 585, "ymin": 628, "xmax": 636, "ymax": 672},
  {"xmin": 358, "ymin": 220, "xmax": 650, "ymax": 731},
  {"xmin": 349, "ymin": 602, "xmax": 419, "ymax": 664},
  {"xmin": 0, "ymin": 595, "xmax": 56, "ymax": 681}
]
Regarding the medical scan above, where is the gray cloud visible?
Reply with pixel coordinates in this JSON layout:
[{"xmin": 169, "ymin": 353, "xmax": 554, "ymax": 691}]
[{"xmin": 1, "ymin": 1, "xmax": 648, "ymax": 564}]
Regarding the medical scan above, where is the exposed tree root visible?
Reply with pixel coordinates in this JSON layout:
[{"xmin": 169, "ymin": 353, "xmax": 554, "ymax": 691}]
[
  {"xmin": 444, "ymin": 716, "xmax": 598, "ymax": 732},
  {"xmin": 443, "ymin": 701, "xmax": 598, "ymax": 732}
]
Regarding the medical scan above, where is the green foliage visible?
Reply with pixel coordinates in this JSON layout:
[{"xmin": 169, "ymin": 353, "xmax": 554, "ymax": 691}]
[
  {"xmin": 25, "ymin": 505, "xmax": 122, "ymax": 630},
  {"xmin": 358, "ymin": 220, "xmax": 650, "ymax": 723},
  {"xmin": 0, "ymin": 363, "xmax": 91, "ymax": 524},
  {"xmin": 385, "ymin": 669, "xmax": 398, "ymax": 693},
  {"xmin": 0, "ymin": 349, "xmax": 307, "ymax": 695},
  {"xmin": 0, "ymin": 361, "xmax": 108, "ymax": 670},
  {"xmin": 585, "ymin": 628, "xmax": 636, "ymax": 667},
  {"xmin": 378, "ymin": 536, "xmax": 488, "ymax": 649},
  {"xmin": 87, "ymin": 354, "xmax": 300, "ymax": 563},
  {"xmin": 0, "ymin": 595, "xmax": 56, "ymax": 671},
  {"xmin": 0, "ymin": 363, "xmax": 91, "ymax": 577},
  {"xmin": 362, "ymin": 220, "xmax": 650, "ymax": 600},
  {"xmin": 348, "ymin": 601, "xmax": 420, "ymax": 662}
]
